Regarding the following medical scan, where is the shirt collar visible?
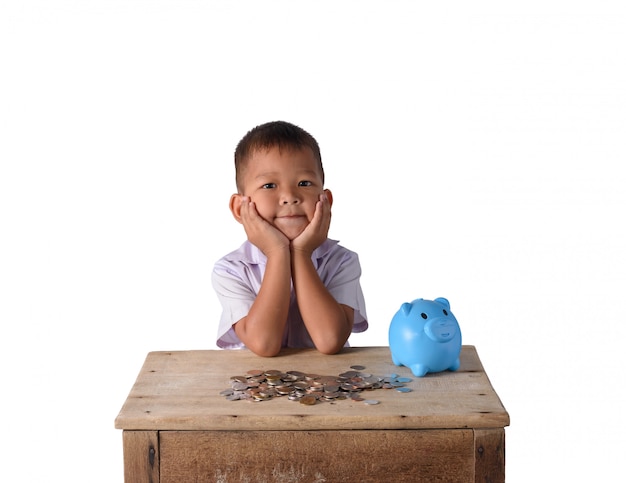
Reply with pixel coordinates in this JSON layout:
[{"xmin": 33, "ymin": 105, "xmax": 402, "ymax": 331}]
[{"xmin": 229, "ymin": 239, "xmax": 339, "ymax": 265}]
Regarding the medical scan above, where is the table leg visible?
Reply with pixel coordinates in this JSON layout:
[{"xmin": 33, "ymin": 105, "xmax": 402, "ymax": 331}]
[
  {"xmin": 123, "ymin": 430, "xmax": 159, "ymax": 483},
  {"xmin": 474, "ymin": 428, "xmax": 505, "ymax": 483}
]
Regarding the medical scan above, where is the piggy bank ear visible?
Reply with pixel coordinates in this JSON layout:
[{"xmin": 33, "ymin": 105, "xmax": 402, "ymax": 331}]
[
  {"xmin": 435, "ymin": 297, "xmax": 451, "ymax": 310},
  {"xmin": 400, "ymin": 302, "xmax": 413, "ymax": 315}
]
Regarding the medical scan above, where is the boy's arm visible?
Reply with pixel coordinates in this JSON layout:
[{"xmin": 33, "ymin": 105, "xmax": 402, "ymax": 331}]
[
  {"xmin": 291, "ymin": 249, "xmax": 354, "ymax": 354},
  {"xmin": 233, "ymin": 198, "xmax": 292, "ymax": 357},
  {"xmin": 233, "ymin": 247, "xmax": 291, "ymax": 357},
  {"xmin": 291, "ymin": 193, "xmax": 353, "ymax": 354}
]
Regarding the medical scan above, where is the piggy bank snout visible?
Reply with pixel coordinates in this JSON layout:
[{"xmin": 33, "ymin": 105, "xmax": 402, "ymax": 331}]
[{"xmin": 424, "ymin": 317, "xmax": 458, "ymax": 343}]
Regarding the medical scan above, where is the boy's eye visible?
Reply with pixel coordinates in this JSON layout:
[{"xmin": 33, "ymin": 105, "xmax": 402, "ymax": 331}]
[
  {"xmin": 261, "ymin": 183, "xmax": 276, "ymax": 189},
  {"xmin": 298, "ymin": 180, "xmax": 313, "ymax": 187}
]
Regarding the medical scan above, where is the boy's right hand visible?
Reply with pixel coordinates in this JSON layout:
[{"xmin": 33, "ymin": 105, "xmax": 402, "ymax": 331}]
[{"xmin": 239, "ymin": 196, "xmax": 290, "ymax": 256}]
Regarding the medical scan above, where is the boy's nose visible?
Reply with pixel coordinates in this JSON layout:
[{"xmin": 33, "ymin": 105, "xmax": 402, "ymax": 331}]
[{"xmin": 280, "ymin": 189, "xmax": 300, "ymax": 204}]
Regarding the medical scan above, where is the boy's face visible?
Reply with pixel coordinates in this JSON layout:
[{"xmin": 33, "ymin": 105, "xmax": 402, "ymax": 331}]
[{"xmin": 234, "ymin": 145, "xmax": 329, "ymax": 241}]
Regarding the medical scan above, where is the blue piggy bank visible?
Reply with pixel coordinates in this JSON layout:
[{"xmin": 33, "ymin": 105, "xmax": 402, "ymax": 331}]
[{"xmin": 388, "ymin": 297, "xmax": 462, "ymax": 377}]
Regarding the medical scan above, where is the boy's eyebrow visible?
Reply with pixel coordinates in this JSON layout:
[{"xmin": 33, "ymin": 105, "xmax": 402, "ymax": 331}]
[
  {"xmin": 252, "ymin": 171, "xmax": 279, "ymax": 183},
  {"xmin": 254, "ymin": 169, "xmax": 320, "ymax": 180}
]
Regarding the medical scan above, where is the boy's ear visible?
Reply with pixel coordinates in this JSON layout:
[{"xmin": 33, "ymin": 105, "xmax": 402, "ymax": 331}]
[
  {"xmin": 229, "ymin": 194, "xmax": 244, "ymax": 224},
  {"xmin": 324, "ymin": 188, "xmax": 333, "ymax": 207}
]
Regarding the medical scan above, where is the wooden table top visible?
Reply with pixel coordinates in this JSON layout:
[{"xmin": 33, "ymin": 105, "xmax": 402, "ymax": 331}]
[{"xmin": 115, "ymin": 345, "xmax": 509, "ymax": 431}]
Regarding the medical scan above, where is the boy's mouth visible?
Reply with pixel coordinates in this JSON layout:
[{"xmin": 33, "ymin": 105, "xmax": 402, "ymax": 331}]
[
  {"xmin": 276, "ymin": 211, "xmax": 305, "ymax": 219},
  {"xmin": 275, "ymin": 214, "xmax": 308, "ymax": 227}
]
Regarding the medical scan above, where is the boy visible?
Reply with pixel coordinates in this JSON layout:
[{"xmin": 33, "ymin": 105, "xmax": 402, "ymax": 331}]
[{"xmin": 212, "ymin": 121, "xmax": 368, "ymax": 357}]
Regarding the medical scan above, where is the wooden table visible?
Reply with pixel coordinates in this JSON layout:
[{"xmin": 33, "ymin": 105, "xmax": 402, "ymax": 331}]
[{"xmin": 115, "ymin": 345, "xmax": 509, "ymax": 482}]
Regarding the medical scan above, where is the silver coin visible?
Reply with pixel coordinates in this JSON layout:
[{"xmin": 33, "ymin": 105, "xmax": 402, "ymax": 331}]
[
  {"xmin": 231, "ymin": 381, "xmax": 249, "ymax": 391},
  {"xmin": 339, "ymin": 370, "xmax": 359, "ymax": 378}
]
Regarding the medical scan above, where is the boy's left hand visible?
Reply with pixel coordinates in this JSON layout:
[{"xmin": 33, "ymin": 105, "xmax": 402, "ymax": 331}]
[{"xmin": 292, "ymin": 192, "xmax": 331, "ymax": 255}]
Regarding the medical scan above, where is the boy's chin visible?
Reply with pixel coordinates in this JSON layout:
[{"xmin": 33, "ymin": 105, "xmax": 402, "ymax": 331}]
[
  {"xmin": 274, "ymin": 220, "xmax": 308, "ymax": 241},
  {"xmin": 277, "ymin": 227, "xmax": 306, "ymax": 241},
  {"xmin": 283, "ymin": 231, "xmax": 304, "ymax": 242}
]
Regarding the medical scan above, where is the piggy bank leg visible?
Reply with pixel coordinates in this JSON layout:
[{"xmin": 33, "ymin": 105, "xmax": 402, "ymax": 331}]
[
  {"xmin": 409, "ymin": 363, "xmax": 429, "ymax": 377},
  {"xmin": 448, "ymin": 358, "xmax": 461, "ymax": 372}
]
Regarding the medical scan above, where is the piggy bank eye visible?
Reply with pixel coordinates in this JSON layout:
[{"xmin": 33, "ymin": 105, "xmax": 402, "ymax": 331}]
[
  {"xmin": 443, "ymin": 309, "xmax": 448, "ymax": 316},
  {"xmin": 421, "ymin": 313, "xmax": 428, "ymax": 319}
]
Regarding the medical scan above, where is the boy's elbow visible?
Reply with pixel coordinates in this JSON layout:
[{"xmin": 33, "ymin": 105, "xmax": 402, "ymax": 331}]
[
  {"xmin": 318, "ymin": 346, "xmax": 342, "ymax": 355},
  {"xmin": 234, "ymin": 320, "xmax": 282, "ymax": 357},
  {"xmin": 253, "ymin": 347, "xmax": 281, "ymax": 357},
  {"xmin": 248, "ymin": 340, "xmax": 282, "ymax": 357},
  {"xmin": 315, "ymin": 339, "xmax": 345, "ymax": 355}
]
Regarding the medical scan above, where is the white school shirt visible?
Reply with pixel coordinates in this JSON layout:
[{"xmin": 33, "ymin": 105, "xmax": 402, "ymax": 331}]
[{"xmin": 212, "ymin": 239, "xmax": 368, "ymax": 349}]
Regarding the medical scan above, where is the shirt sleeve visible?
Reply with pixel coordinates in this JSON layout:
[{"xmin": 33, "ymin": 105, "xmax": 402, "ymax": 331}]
[
  {"xmin": 319, "ymin": 247, "xmax": 368, "ymax": 334},
  {"xmin": 211, "ymin": 261, "xmax": 256, "ymax": 349}
]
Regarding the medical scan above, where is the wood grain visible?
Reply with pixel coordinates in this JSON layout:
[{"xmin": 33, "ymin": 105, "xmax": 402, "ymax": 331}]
[
  {"xmin": 159, "ymin": 429, "xmax": 476, "ymax": 482},
  {"xmin": 115, "ymin": 346, "xmax": 509, "ymax": 432}
]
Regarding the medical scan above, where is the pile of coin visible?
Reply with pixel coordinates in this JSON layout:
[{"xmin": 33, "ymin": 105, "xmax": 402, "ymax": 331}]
[{"xmin": 219, "ymin": 365, "xmax": 413, "ymax": 405}]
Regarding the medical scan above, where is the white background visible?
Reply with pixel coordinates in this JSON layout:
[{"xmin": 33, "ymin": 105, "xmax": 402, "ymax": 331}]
[{"xmin": 1, "ymin": 1, "xmax": 624, "ymax": 481}]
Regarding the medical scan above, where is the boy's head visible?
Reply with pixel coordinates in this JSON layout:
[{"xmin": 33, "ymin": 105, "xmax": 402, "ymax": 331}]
[
  {"xmin": 234, "ymin": 121, "xmax": 324, "ymax": 193},
  {"xmin": 230, "ymin": 121, "xmax": 332, "ymax": 241}
]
